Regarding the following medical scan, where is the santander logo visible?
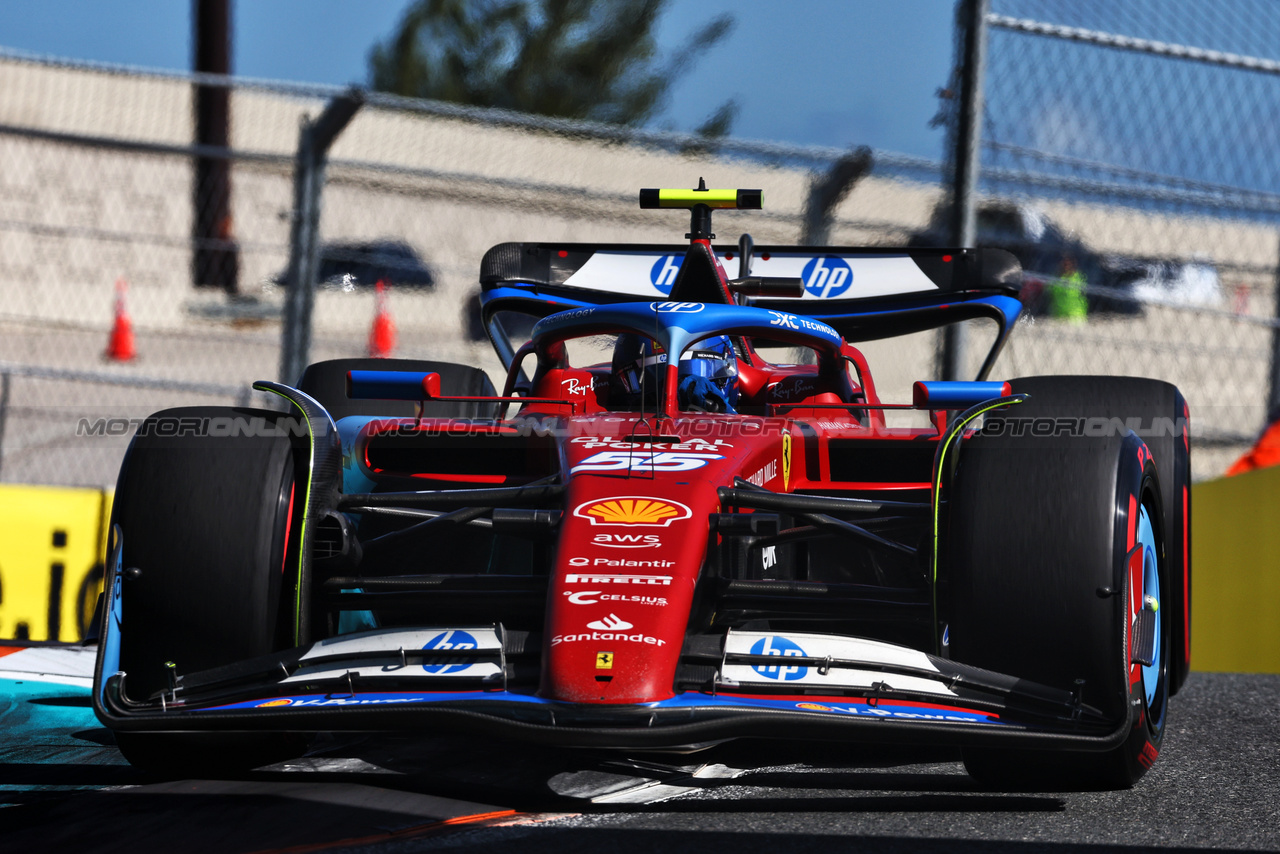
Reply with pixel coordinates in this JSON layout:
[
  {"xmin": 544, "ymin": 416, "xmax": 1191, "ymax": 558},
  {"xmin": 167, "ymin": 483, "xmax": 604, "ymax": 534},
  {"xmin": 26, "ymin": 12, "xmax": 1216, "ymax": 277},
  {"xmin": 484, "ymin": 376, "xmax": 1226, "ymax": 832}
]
[{"xmin": 587, "ymin": 613, "xmax": 633, "ymax": 631}]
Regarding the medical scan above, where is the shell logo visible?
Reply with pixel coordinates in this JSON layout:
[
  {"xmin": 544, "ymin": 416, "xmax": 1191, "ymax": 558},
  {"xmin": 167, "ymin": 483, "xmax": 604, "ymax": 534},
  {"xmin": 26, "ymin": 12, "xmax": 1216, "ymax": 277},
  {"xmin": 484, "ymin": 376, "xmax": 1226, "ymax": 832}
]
[
  {"xmin": 574, "ymin": 496, "xmax": 692, "ymax": 527},
  {"xmin": 257, "ymin": 698, "xmax": 293, "ymax": 708}
]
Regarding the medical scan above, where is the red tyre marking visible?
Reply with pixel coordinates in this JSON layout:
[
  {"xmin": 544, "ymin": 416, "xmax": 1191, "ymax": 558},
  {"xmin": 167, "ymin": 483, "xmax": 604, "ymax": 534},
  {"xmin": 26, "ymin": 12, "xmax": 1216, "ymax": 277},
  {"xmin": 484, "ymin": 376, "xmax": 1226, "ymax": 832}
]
[
  {"xmin": 280, "ymin": 480, "xmax": 296, "ymax": 575},
  {"xmin": 1127, "ymin": 493, "xmax": 1137, "ymax": 551},
  {"xmin": 1128, "ymin": 493, "xmax": 1141, "ymax": 686}
]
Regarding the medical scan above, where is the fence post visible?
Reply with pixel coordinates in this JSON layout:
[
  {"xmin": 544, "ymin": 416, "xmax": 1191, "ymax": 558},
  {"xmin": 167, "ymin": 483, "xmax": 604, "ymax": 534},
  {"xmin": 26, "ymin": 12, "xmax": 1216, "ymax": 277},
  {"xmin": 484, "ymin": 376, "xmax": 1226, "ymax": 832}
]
[
  {"xmin": 1267, "ymin": 233, "xmax": 1280, "ymax": 422},
  {"xmin": 940, "ymin": 0, "xmax": 989, "ymax": 380},
  {"xmin": 0, "ymin": 371, "xmax": 9, "ymax": 481},
  {"xmin": 801, "ymin": 147, "xmax": 874, "ymax": 246},
  {"xmin": 279, "ymin": 90, "xmax": 363, "ymax": 385}
]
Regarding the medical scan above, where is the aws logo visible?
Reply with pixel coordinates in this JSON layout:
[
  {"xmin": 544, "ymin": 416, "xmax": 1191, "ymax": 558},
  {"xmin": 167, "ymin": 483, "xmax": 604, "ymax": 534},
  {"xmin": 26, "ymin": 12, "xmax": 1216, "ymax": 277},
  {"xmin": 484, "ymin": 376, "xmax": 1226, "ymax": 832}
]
[
  {"xmin": 650, "ymin": 255, "xmax": 682, "ymax": 295},
  {"xmin": 592, "ymin": 533, "xmax": 661, "ymax": 548},
  {"xmin": 802, "ymin": 256, "xmax": 853, "ymax": 298}
]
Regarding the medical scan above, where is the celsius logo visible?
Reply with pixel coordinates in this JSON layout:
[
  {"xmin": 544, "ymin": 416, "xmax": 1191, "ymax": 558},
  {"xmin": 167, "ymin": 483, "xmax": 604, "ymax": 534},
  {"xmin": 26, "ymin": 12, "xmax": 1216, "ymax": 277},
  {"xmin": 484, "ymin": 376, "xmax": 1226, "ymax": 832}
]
[
  {"xmin": 421, "ymin": 630, "xmax": 477, "ymax": 675},
  {"xmin": 650, "ymin": 301, "xmax": 703, "ymax": 313},
  {"xmin": 587, "ymin": 613, "xmax": 633, "ymax": 631},
  {"xmin": 650, "ymin": 255, "xmax": 683, "ymax": 295},
  {"xmin": 750, "ymin": 635, "xmax": 808, "ymax": 681},
  {"xmin": 802, "ymin": 256, "xmax": 853, "ymax": 298}
]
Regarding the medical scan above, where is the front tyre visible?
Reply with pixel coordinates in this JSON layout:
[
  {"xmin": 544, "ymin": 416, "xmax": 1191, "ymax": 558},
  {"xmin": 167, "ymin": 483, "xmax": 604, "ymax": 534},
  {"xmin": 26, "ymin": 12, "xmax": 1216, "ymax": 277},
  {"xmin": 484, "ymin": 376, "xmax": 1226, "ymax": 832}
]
[
  {"xmin": 110, "ymin": 406, "xmax": 308, "ymax": 773},
  {"xmin": 949, "ymin": 428, "xmax": 1169, "ymax": 790}
]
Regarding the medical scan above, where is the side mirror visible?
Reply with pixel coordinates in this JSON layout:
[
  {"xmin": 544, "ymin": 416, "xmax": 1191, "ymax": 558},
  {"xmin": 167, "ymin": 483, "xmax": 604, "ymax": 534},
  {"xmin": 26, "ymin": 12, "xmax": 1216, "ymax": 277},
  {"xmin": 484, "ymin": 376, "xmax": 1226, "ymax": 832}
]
[
  {"xmin": 346, "ymin": 370, "xmax": 442, "ymax": 401},
  {"xmin": 912, "ymin": 380, "xmax": 1011, "ymax": 409}
]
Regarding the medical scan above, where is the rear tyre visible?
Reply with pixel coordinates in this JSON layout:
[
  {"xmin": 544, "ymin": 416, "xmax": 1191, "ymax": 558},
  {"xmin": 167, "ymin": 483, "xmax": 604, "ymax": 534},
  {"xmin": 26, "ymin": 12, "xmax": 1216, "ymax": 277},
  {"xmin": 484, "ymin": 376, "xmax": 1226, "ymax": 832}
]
[
  {"xmin": 111, "ymin": 406, "xmax": 307, "ymax": 772},
  {"xmin": 948, "ymin": 419, "xmax": 1169, "ymax": 790},
  {"xmin": 297, "ymin": 358, "xmax": 498, "ymax": 420}
]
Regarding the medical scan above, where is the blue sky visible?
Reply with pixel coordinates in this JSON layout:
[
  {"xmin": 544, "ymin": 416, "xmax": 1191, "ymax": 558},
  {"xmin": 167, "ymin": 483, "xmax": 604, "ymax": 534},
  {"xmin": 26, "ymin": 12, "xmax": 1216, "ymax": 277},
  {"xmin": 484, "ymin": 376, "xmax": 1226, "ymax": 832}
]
[{"xmin": 0, "ymin": 0, "xmax": 955, "ymax": 160}]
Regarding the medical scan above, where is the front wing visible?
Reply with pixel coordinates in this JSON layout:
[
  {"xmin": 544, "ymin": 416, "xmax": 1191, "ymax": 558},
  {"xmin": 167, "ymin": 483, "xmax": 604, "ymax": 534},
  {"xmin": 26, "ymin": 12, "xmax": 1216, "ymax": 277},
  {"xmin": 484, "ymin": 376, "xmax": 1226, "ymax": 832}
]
[{"xmin": 94, "ymin": 546, "xmax": 1132, "ymax": 752}]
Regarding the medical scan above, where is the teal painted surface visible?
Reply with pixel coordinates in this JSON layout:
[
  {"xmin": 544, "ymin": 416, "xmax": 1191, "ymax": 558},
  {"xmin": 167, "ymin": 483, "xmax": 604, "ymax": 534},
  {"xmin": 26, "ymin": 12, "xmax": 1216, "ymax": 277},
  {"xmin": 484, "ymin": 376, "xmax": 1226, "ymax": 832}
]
[{"xmin": 0, "ymin": 678, "xmax": 131, "ymax": 805}]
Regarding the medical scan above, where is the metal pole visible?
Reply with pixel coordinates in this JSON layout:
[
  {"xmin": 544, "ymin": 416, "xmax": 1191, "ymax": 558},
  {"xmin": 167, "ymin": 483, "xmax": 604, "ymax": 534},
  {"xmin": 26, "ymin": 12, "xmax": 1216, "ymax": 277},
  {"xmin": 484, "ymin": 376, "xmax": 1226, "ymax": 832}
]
[
  {"xmin": 1266, "ymin": 232, "xmax": 1280, "ymax": 421},
  {"xmin": 0, "ymin": 371, "xmax": 9, "ymax": 481},
  {"xmin": 941, "ymin": 0, "xmax": 989, "ymax": 380},
  {"xmin": 192, "ymin": 0, "xmax": 238, "ymax": 293},
  {"xmin": 801, "ymin": 146, "xmax": 874, "ymax": 246},
  {"xmin": 279, "ymin": 91, "xmax": 363, "ymax": 385}
]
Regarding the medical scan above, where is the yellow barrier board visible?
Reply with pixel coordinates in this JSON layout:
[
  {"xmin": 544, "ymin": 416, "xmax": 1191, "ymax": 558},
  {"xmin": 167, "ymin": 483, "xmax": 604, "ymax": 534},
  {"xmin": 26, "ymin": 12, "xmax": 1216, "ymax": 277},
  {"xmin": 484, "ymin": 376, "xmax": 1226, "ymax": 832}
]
[
  {"xmin": 1191, "ymin": 465, "xmax": 1280, "ymax": 673},
  {"xmin": 0, "ymin": 484, "xmax": 111, "ymax": 642}
]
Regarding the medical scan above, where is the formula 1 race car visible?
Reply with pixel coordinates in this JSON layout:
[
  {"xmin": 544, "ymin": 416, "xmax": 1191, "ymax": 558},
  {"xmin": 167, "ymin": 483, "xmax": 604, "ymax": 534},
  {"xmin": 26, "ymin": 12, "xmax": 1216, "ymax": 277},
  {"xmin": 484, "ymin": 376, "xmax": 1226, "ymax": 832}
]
[{"xmin": 93, "ymin": 184, "xmax": 1191, "ymax": 790}]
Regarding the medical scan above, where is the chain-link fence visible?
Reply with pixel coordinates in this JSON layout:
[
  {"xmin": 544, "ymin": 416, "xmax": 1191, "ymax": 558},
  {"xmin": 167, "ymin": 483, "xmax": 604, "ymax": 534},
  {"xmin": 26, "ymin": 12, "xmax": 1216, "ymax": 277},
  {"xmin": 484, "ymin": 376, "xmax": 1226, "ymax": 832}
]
[
  {"xmin": 3, "ymin": 3, "xmax": 1279, "ymax": 487},
  {"xmin": 973, "ymin": 0, "xmax": 1280, "ymax": 478},
  {"xmin": 0, "ymin": 49, "xmax": 945, "ymax": 488}
]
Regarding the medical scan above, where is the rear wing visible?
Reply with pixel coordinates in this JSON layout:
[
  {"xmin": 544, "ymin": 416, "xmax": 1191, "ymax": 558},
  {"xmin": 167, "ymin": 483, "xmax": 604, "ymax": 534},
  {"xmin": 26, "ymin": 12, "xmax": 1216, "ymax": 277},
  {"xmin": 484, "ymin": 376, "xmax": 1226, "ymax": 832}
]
[
  {"xmin": 478, "ymin": 243, "xmax": 1025, "ymax": 379},
  {"xmin": 479, "ymin": 243, "xmax": 1020, "ymax": 302}
]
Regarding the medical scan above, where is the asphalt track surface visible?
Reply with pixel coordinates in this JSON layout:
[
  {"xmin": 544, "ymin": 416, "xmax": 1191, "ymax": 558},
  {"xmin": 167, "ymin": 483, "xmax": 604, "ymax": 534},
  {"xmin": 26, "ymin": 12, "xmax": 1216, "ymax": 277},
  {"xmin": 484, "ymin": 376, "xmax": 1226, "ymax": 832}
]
[{"xmin": 3, "ymin": 654, "xmax": 1278, "ymax": 853}]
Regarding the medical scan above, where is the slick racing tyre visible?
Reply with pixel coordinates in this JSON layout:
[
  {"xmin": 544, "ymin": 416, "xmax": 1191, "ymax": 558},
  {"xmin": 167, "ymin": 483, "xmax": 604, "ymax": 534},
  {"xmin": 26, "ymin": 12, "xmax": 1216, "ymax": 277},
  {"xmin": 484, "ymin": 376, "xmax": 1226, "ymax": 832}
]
[
  {"xmin": 297, "ymin": 358, "xmax": 499, "ymax": 420},
  {"xmin": 1000, "ymin": 376, "xmax": 1191, "ymax": 694},
  {"xmin": 111, "ymin": 405, "xmax": 307, "ymax": 773},
  {"xmin": 947, "ymin": 417, "xmax": 1170, "ymax": 790}
]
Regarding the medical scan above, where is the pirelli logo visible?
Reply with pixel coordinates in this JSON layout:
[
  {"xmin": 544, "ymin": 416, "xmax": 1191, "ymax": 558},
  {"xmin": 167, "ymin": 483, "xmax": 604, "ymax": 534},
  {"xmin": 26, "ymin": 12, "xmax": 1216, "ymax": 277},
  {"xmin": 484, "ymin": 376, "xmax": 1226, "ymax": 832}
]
[{"xmin": 565, "ymin": 574, "xmax": 673, "ymax": 585}]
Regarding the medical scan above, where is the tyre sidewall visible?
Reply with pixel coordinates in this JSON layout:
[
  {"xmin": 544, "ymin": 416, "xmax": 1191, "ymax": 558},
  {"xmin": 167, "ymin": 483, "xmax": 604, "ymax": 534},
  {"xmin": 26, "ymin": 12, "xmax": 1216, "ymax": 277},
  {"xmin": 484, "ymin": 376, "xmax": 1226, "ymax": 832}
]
[{"xmin": 113, "ymin": 406, "xmax": 302, "ymax": 700}]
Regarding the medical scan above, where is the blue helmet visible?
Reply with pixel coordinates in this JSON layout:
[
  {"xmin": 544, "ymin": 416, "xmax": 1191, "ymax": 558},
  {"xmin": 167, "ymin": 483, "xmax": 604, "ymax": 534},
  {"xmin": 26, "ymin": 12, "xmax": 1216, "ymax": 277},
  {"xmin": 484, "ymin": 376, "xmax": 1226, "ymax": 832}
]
[
  {"xmin": 610, "ymin": 334, "xmax": 739, "ymax": 413},
  {"xmin": 678, "ymin": 335, "xmax": 739, "ymax": 413}
]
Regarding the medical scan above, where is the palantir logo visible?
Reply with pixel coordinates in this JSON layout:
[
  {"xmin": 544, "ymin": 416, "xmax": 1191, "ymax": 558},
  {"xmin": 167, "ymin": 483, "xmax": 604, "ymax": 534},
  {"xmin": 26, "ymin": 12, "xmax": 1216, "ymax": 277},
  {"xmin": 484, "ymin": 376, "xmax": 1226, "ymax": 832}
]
[
  {"xmin": 749, "ymin": 635, "xmax": 808, "ymax": 681},
  {"xmin": 422, "ymin": 630, "xmax": 478, "ymax": 674},
  {"xmin": 802, "ymin": 255, "xmax": 854, "ymax": 298},
  {"xmin": 650, "ymin": 255, "xmax": 683, "ymax": 295}
]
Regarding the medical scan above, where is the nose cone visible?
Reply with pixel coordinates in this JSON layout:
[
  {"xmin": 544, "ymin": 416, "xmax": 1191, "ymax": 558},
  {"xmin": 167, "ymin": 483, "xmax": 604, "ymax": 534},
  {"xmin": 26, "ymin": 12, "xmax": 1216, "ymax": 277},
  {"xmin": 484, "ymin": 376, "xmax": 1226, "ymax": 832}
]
[{"xmin": 540, "ymin": 489, "xmax": 712, "ymax": 704}]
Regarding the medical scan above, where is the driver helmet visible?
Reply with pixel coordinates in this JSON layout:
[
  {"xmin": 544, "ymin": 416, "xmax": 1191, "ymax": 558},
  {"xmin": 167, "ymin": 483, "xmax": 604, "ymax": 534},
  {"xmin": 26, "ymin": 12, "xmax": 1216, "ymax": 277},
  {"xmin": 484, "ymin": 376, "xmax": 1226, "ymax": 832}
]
[
  {"xmin": 610, "ymin": 334, "xmax": 739, "ymax": 413},
  {"xmin": 610, "ymin": 334, "xmax": 667, "ymax": 408},
  {"xmin": 678, "ymin": 335, "xmax": 739, "ymax": 413}
]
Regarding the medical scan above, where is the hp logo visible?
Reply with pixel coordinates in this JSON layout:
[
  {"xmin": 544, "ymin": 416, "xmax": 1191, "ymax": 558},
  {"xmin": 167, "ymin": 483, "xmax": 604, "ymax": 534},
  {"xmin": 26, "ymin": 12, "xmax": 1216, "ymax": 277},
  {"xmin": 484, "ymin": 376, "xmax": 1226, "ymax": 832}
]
[
  {"xmin": 422, "ymin": 630, "xmax": 478, "ymax": 674},
  {"xmin": 650, "ymin": 255, "xmax": 683, "ymax": 295},
  {"xmin": 749, "ymin": 635, "xmax": 808, "ymax": 681},
  {"xmin": 802, "ymin": 256, "xmax": 854, "ymax": 298},
  {"xmin": 650, "ymin": 301, "xmax": 703, "ymax": 313}
]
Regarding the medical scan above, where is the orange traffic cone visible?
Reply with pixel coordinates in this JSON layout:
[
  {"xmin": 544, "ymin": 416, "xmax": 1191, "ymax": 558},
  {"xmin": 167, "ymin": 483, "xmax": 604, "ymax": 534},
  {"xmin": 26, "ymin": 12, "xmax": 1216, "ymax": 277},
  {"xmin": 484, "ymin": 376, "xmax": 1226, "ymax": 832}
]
[
  {"xmin": 367, "ymin": 280, "xmax": 397, "ymax": 358},
  {"xmin": 105, "ymin": 277, "xmax": 136, "ymax": 361}
]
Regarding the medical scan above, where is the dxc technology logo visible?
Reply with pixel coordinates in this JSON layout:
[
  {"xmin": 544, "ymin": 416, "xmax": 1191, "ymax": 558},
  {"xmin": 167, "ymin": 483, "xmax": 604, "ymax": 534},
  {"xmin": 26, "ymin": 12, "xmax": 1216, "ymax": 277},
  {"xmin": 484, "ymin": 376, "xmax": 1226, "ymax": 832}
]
[
  {"xmin": 650, "ymin": 255, "xmax": 683, "ymax": 295},
  {"xmin": 801, "ymin": 255, "xmax": 854, "ymax": 298},
  {"xmin": 421, "ymin": 630, "xmax": 478, "ymax": 674},
  {"xmin": 749, "ymin": 635, "xmax": 808, "ymax": 681}
]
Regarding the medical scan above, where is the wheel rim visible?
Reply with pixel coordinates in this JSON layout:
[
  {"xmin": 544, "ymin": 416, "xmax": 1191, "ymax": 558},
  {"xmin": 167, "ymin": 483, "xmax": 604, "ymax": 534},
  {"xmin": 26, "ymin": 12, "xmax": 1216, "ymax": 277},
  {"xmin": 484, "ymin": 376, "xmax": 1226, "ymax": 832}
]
[{"xmin": 1135, "ymin": 501, "xmax": 1166, "ymax": 726}]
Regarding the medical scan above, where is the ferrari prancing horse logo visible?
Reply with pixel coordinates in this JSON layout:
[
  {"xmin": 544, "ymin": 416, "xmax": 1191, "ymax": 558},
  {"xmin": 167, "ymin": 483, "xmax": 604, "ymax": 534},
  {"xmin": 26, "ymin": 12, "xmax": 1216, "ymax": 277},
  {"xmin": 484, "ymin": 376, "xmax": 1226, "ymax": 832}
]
[
  {"xmin": 596, "ymin": 651, "xmax": 614, "ymax": 669},
  {"xmin": 782, "ymin": 431, "xmax": 792, "ymax": 490}
]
